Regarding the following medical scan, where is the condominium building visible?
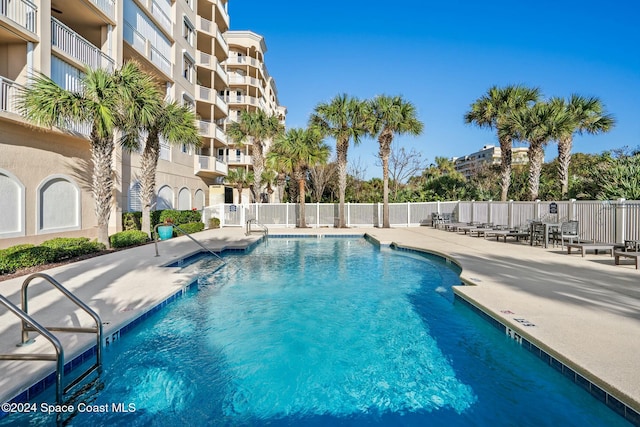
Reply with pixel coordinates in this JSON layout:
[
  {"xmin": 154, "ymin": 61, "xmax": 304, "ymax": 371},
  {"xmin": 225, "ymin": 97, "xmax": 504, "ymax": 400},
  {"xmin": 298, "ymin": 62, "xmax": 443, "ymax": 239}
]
[
  {"xmin": 0, "ymin": 0, "xmax": 285, "ymax": 248},
  {"xmin": 452, "ymin": 145, "xmax": 529, "ymax": 179}
]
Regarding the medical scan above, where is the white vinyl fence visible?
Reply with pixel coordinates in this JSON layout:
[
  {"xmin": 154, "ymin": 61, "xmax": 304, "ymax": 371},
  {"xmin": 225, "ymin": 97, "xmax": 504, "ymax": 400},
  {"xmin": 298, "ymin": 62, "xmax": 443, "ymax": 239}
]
[{"xmin": 202, "ymin": 200, "xmax": 640, "ymax": 244}]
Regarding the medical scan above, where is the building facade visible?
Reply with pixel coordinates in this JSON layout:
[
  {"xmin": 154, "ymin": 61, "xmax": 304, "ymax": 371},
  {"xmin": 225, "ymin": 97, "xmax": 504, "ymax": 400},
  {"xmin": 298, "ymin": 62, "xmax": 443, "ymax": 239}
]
[
  {"xmin": 0, "ymin": 0, "xmax": 285, "ymax": 248},
  {"xmin": 452, "ymin": 145, "xmax": 529, "ymax": 179}
]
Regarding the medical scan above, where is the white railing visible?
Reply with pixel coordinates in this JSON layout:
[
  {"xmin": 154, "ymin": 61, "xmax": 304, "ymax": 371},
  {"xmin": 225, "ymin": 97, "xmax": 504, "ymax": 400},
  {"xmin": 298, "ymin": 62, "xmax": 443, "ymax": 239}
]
[
  {"xmin": 123, "ymin": 22, "xmax": 169, "ymax": 76},
  {"xmin": 227, "ymin": 152, "xmax": 251, "ymax": 165},
  {"xmin": 0, "ymin": 0, "xmax": 37, "ymax": 33},
  {"xmin": 195, "ymin": 155, "xmax": 228, "ymax": 175},
  {"xmin": 0, "ymin": 76, "xmax": 21, "ymax": 114},
  {"xmin": 149, "ymin": 45, "xmax": 171, "ymax": 75},
  {"xmin": 215, "ymin": 28, "xmax": 228, "ymax": 53},
  {"xmin": 51, "ymin": 18, "xmax": 115, "ymax": 71},
  {"xmin": 215, "ymin": 61, "xmax": 228, "ymax": 84},
  {"xmin": 197, "ymin": 15, "xmax": 211, "ymax": 34},
  {"xmin": 90, "ymin": 0, "xmax": 115, "ymax": 19},
  {"xmin": 198, "ymin": 51, "xmax": 212, "ymax": 67},
  {"xmin": 151, "ymin": 0, "xmax": 171, "ymax": 33},
  {"xmin": 212, "ymin": 0, "xmax": 229, "ymax": 29},
  {"xmin": 200, "ymin": 200, "xmax": 640, "ymax": 243}
]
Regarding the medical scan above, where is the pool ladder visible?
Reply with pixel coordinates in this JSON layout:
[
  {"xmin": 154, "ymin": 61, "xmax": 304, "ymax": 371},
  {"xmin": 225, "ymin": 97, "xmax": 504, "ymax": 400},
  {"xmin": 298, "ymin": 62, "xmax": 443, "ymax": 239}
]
[
  {"xmin": 153, "ymin": 223, "xmax": 226, "ymax": 266},
  {"xmin": 0, "ymin": 273, "xmax": 103, "ymax": 404},
  {"xmin": 245, "ymin": 219, "xmax": 268, "ymax": 239}
]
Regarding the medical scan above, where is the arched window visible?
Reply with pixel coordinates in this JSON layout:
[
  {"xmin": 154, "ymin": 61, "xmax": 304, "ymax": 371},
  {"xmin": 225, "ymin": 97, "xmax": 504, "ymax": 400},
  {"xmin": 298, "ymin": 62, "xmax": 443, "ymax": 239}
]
[
  {"xmin": 178, "ymin": 187, "xmax": 191, "ymax": 210},
  {"xmin": 0, "ymin": 169, "xmax": 25, "ymax": 238},
  {"xmin": 129, "ymin": 181, "xmax": 142, "ymax": 212},
  {"xmin": 37, "ymin": 175, "xmax": 80, "ymax": 233},
  {"xmin": 157, "ymin": 185, "xmax": 174, "ymax": 210},
  {"xmin": 194, "ymin": 189, "xmax": 205, "ymax": 210}
]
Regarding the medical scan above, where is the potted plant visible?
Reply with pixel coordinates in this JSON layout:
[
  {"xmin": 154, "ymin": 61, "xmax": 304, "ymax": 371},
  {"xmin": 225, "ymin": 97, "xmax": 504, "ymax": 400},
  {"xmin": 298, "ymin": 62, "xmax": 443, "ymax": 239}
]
[{"xmin": 157, "ymin": 218, "xmax": 174, "ymax": 240}]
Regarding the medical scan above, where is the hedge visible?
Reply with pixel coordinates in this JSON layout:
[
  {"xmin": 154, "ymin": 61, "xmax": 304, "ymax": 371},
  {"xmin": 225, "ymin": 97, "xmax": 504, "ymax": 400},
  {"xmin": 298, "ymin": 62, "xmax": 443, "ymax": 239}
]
[
  {"xmin": 40, "ymin": 237, "xmax": 105, "ymax": 261},
  {"xmin": 123, "ymin": 209, "xmax": 202, "ymax": 232},
  {"xmin": 174, "ymin": 222, "xmax": 205, "ymax": 236},
  {"xmin": 109, "ymin": 230, "xmax": 149, "ymax": 248}
]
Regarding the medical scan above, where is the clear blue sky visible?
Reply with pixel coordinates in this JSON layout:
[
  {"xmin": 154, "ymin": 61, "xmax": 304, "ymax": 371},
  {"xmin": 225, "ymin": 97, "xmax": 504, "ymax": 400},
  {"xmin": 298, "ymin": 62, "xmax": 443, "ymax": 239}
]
[{"xmin": 228, "ymin": 0, "xmax": 640, "ymax": 179}]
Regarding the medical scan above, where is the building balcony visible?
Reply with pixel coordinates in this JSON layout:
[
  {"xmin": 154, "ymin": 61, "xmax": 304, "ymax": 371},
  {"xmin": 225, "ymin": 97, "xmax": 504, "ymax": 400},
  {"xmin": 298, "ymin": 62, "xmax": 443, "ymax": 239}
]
[
  {"xmin": 197, "ymin": 120, "xmax": 228, "ymax": 145},
  {"xmin": 0, "ymin": 0, "xmax": 37, "ymax": 39},
  {"xmin": 195, "ymin": 155, "xmax": 228, "ymax": 178},
  {"xmin": 197, "ymin": 16, "xmax": 228, "ymax": 55},
  {"xmin": 212, "ymin": 0, "xmax": 230, "ymax": 32},
  {"xmin": 0, "ymin": 75, "xmax": 21, "ymax": 115},
  {"xmin": 87, "ymin": 0, "xmax": 115, "ymax": 20},
  {"xmin": 51, "ymin": 17, "xmax": 115, "ymax": 71},
  {"xmin": 225, "ymin": 94, "xmax": 265, "ymax": 110},
  {"xmin": 123, "ymin": 21, "xmax": 171, "ymax": 77},
  {"xmin": 197, "ymin": 51, "xmax": 228, "ymax": 85},
  {"xmin": 196, "ymin": 85, "xmax": 228, "ymax": 116},
  {"xmin": 227, "ymin": 152, "xmax": 251, "ymax": 166},
  {"xmin": 228, "ymin": 74, "xmax": 262, "ymax": 91}
]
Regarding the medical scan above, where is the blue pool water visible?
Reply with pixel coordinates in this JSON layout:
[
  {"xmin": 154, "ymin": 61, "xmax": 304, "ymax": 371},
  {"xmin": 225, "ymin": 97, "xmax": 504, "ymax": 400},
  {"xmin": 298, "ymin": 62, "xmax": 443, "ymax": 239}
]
[{"xmin": 2, "ymin": 238, "xmax": 629, "ymax": 426}]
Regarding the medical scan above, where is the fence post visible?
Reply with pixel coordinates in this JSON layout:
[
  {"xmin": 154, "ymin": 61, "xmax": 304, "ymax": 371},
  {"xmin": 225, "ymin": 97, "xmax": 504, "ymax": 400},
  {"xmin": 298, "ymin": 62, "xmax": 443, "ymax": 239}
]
[
  {"xmin": 568, "ymin": 199, "xmax": 576, "ymax": 221},
  {"xmin": 534, "ymin": 199, "xmax": 541, "ymax": 219},
  {"xmin": 317, "ymin": 203, "xmax": 320, "ymax": 228},
  {"xmin": 407, "ymin": 202, "xmax": 411, "ymax": 227},
  {"xmin": 286, "ymin": 202, "xmax": 289, "ymax": 227},
  {"xmin": 487, "ymin": 200, "xmax": 492, "ymax": 225},
  {"xmin": 470, "ymin": 200, "xmax": 475, "ymax": 223},
  {"xmin": 615, "ymin": 198, "xmax": 626, "ymax": 243},
  {"xmin": 219, "ymin": 203, "xmax": 225, "ymax": 228},
  {"xmin": 347, "ymin": 203, "xmax": 351, "ymax": 227},
  {"xmin": 508, "ymin": 200, "xmax": 513, "ymax": 229}
]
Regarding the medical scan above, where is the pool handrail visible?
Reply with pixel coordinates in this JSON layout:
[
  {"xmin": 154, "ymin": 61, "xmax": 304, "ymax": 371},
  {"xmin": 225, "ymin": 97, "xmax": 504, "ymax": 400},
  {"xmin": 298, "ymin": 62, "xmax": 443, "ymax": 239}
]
[{"xmin": 154, "ymin": 223, "xmax": 226, "ymax": 266}]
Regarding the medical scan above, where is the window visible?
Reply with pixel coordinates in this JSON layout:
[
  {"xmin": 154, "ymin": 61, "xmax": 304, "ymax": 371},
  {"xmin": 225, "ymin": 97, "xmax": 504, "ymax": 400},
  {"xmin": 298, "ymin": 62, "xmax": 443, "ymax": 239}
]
[
  {"xmin": 37, "ymin": 175, "xmax": 80, "ymax": 233},
  {"xmin": 183, "ymin": 17, "xmax": 195, "ymax": 46},
  {"xmin": 178, "ymin": 187, "xmax": 191, "ymax": 210},
  {"xmin": 182, "ymin": 53, "xmax": 195, "ymax": 83},
  {"xmin": 0, "ymin": 169, "xmax": 25, "ymax": 238},
  {"xmin": 128, "ymin": 181, "xmax": 142, "ymax": 212},
  {"xmin": 157, "ymin": 185, "xmax": 174, "ymax": 210}
]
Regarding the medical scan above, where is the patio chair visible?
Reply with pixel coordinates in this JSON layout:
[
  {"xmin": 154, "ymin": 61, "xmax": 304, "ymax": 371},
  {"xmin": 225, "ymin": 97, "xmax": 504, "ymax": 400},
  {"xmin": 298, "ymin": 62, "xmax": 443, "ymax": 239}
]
[
  {"xmin": 530, "ymin": 222, "xmax": 545, "ymax": 246},
  {"xmin": 554, "ymin": 221, "xmax": 579, "ymax": 249}
]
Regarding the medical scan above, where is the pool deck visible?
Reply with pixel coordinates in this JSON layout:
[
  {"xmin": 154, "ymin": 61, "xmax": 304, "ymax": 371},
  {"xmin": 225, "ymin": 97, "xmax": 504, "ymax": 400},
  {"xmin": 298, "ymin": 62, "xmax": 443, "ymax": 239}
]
[{"xmin": 1, "ymin": 226, "xmax": 639, "ymax": 420}]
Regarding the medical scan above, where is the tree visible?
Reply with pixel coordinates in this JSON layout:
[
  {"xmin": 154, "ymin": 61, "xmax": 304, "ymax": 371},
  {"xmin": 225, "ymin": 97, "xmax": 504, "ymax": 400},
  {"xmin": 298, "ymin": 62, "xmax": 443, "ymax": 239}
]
[
  {"xmin": 388, "ymin": 146, "xmax": 428, "ymax": 200},
  {"xmin": 310, "ymin": 94, "xmax": 369, "ymax": 227},
  {"xmin": 367, "ymin": 95, "xmax": 424, "ymax": 227},
  {"xmin": 268, "ymin": 128, "xmax": 330, "ymax": 227},
  {"xmin": 227, "ymin": 110, "xmax": 283, "ymax": 202},
  {"xmin": 552, "ymin": 95, "xmax": 616, "ymax": 199},
  {"xmin": 507, "ymin": 101, "xmax": 569, "ymax": 200},
  {"xmin": 122, "ymin": 100, "xmax": 200, "ymax": 237},
  {"xmin": 308, "ymin": 162, "xmax": 337, "ymax": 202},
  {"xmin": 225, "ymin": 169, "xmax": 254, "ymax": 204},
  {"xmin": 464, "ymin": 85, "xmax": 540, "ymax": 201},
  {"xmin": 17, "ymin": 61, "xmax": 155, "ymax": 247}
]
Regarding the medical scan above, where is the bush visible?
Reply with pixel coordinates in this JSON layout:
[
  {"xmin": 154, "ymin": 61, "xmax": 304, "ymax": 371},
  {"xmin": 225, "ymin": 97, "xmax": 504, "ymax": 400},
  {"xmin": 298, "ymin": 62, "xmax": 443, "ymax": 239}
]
[
  {"xmin": 0, "ymin": 245, "xmax": 56, "ymax": 275},
  {"xmin": 109, "ymin": 230, "xmax": 150, "ymax": 248},
  {"xmin": 41, "ymin": 237, "xmax": 106, "ymax": 261},
  {"xmin": 122, "ymin": 212, "xmax": 142, "ymax": 231},
  {"xmin": 208, "ymin": 217, "xmax": 220, "ymax": 229},
  {"xmin": 174, "ymin": 222, "xmax": 205, "ymax": 236}
]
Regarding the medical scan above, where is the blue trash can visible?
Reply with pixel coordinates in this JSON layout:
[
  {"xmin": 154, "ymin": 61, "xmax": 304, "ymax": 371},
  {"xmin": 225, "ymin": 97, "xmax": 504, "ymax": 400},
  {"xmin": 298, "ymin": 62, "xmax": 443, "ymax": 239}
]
[{"xmin": 157, "ymin": 225, "xmax": 174, "ymax": 240}]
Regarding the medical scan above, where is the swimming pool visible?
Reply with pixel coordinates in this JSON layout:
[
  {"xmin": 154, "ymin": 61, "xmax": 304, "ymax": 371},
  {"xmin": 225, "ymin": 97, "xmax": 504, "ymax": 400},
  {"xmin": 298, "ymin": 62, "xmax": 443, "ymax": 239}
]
[{"xmin": 1, "ymin": 237, "xmax": 628, "ymax": 426}]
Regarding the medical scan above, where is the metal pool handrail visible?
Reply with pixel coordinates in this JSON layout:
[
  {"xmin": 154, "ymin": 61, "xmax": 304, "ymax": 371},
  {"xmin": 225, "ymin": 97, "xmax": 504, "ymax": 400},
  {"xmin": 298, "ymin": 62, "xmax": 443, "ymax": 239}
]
[{"xmin": 154, "ymin": 223, "xmax": 226, "ymax": 265}]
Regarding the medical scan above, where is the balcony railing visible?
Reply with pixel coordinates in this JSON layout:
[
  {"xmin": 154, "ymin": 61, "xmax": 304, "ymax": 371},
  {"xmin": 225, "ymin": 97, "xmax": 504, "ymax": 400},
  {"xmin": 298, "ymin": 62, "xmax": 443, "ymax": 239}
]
[
  {"xmin": 227, "ymin": 152, "xmax": 251, "ymax": 165},
  {"xmin": 150, "ymin": 0, "xmax": 171, "ymax": 33},
  {"xmin": 0, "ymin": 76, "xmax": 21, "ymax": 114},
  {"xmin": 195, "ymin": 155, "xmax": 228, "ymax": 175},
  {"xmin": 90, "ymin": 0, "xmax": 115, "ymax": 20},
  {"xmin": 124, "ymin": 22, "xmax": 171, "ymax": 76},
  {"xmin": 51, "ymin": 18, "xmax": 115, "ymax": 71},
  {"xmin": 212, "ymin": 0, "xmax": 229, "ymax": 30},
  {"xmin": 0, "ymin": 0, "xmax": 37, "ymax": 33},
  {"xmin": 225, "ymin": 94, "xmax": 265, "ymax": 110},
  {"xmin": 197, "ymin": 120, "xmax": 228, "ymax": 144},
  {"xmin": 215, "ymin": 28, "xmax": 228, "ymax": 54}
]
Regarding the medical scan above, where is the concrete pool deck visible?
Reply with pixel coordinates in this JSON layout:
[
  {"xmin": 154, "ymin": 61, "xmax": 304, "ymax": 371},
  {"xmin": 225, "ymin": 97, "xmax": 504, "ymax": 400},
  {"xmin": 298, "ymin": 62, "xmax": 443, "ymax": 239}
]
[{"xmin": 1, "ymin": 226, "xmax": 639, "ymax": 421}]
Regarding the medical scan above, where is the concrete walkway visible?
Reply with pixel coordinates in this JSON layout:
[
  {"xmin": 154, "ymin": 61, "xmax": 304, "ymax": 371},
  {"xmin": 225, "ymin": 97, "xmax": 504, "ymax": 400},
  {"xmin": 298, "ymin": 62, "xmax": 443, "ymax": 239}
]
[{"xmin": 1, "ymin": 226, "xmax": 639, "ymax": 419}]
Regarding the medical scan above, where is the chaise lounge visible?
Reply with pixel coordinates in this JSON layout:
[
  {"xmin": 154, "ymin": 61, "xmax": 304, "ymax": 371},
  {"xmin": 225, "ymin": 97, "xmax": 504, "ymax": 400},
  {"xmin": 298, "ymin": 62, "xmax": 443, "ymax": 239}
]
[{"xmin": 614, "ymin": 251, "xmax": 640, "ymax": 269}]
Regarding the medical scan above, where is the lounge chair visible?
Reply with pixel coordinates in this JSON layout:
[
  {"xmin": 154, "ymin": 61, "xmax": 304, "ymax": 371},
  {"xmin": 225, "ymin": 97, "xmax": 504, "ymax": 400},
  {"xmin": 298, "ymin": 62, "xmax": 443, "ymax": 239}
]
[
  {"xmin": 614, "ymin": 251, "xmax": 640, "ymax": 269},
  {"xmin": 553, "ymin": 221, "xmax": 580, "ymax": 249},
  {"xmin": 565, "ymin": 242, "xmax": 625, "ymax": 257}
]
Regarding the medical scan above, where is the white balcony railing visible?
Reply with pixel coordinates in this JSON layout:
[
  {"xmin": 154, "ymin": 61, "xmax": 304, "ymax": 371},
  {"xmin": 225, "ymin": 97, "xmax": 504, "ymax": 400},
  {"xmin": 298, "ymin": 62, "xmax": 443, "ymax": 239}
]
[
  {"xmin": 227, "ymin": 152, "xmax": 251, "ymax": 165},
  {"xmin": 215, "ymin": 28, "xmax": 228, "ymax": 53},
  {"xmin": 0, "ymin": 76, "xmax": 21, "ymax": 114},
  {"xmin": 196, "ymin": 15, "xmax": 211, "ymax": 34},
  {"xmin": 51, "ymin": 18, "xmax": 115, "ymax": 71},
  {"xmin": 151, "ymin": 0, "xmax": 171, "ymax": 33},
  {"xmin": 197, "ymin": 120, "xmax": 228, "ymax": 145},
  {"xmin": 197, "ymin": 51, "xmax": 212, "ymax": 67},
  {"xmin": 90, "ymin": 0, "xmax": 115, "ymax": 19},
  {"xmin": 196, "ymin": 155, "xmax": 228, "ymax": 175},
  {"xmin": 0, "ymin": 0, "xmax": 37, "ymax": 33},
  {"xmin": 124, "ymin": 22, "xmax": 170, "ymax": 76},
  {"xmin": 212, "ymin": 0, "xmax": 229, "ymax": 30}
]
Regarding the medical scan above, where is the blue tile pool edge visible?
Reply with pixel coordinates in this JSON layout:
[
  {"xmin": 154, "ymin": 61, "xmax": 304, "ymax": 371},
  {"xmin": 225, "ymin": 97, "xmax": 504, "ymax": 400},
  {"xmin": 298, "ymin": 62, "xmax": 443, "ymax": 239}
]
[
  {"xmin": 0, "ymin": 241, "xmax": 265, "ymax": 418},
  {"xmin": 453, "ymin": 293, "xmax": 640, "ymax": 426}
]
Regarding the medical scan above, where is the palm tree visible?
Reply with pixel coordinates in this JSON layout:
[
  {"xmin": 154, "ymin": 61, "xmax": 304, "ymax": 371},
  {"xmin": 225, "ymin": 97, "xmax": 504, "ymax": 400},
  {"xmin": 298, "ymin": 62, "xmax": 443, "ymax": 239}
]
[
  {"xmin": 310, "ymin": 94, "xmax": 369, "ymax": 227},
  {"xmin": 225, "ymin": 168, "xmax": 254, "ymax": 204},
  {"xmin": 122, "ymin": 100, "xmax": 200, "ymax": 237},
  {"xmin": 17, "ymin": 61, "xmax": 152, "ymax": 247},
  {"xmin": 268, "ymin": 128, "xmax": 330, "ymax": 227},
  {"xmin": 507, "ymin": 101, "xmax": 569, "ymax": 200},
  {"xmin": 367, "ymin": 95, "xmax": 424, "ymax": 228},
  {"xmin": 227, "ymin": 110, "xmax": 283, "ymax": 203},
  {"xmin": 264, "ymin": 154, "xmax": 288, "ymax": 203},
  {"xmin": 551, "ymin": 95, "xmax": 615, "ymax": 199},
  {"xmin": 465, "ymin": 85, "xmax": 540, "ymax": 201}
]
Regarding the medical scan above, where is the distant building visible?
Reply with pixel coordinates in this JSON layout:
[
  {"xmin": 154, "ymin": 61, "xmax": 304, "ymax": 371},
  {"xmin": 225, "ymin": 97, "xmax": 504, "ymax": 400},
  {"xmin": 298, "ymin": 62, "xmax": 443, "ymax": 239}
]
[{"xmin": 452, "ymin": 145, "xmax": 529, "ymax": 179}]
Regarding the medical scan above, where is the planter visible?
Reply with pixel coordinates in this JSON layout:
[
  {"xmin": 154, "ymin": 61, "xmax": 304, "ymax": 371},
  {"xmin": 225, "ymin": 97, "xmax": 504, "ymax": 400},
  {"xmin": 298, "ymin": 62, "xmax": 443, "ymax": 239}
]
[{"xmin": 157, "ymin": 225, "xmax": 174, "ymax": 240}]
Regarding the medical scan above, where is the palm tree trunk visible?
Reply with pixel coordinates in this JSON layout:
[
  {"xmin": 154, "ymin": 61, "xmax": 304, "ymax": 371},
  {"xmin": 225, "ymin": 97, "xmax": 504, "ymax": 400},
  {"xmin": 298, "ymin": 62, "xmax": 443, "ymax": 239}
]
[
  {"xmin": 498, "ymin": 135, "xmax": 513, "ymax": 201},
  {"xmin": 297, "ymin": 171, "xmax": 307, "ymax": 228},
  {"xmin": 336, "ymin": 138, "xmax": 349, "ymax": 228},
  {"xmin": 557, "ymin": 136, "xmax": 572, "ymax": 199},
  {"xmin": 91, "ymin": 133, "xmax": 114, "ymax": 247},
  {"xmin": 236, "ymin": 184, "xmax": 243, "ymax": 204},
  {"xmin": 379, "ymin": 130, "xmax": 393, "ymax": 228},
  {"xmin": 252, "ymin": 141, "xmax": 264, "ymax": 203},
  {"xmin": 527, "ymin": 141, "xmax": 545, "ymax": 201},
  {"xmin": 140, "ymin": 132, "xmax": 160, "ymax": 238},
  {"xmin": 276, "ymin": 172, "xmax": 286, "ymax": 203}
]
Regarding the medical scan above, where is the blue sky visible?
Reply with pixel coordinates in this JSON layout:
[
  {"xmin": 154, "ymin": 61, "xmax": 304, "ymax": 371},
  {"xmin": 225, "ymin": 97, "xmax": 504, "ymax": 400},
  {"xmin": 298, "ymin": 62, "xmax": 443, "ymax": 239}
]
[{"xmin": 228, "ymin": 0, "xmax": 640, "ymax": 179}]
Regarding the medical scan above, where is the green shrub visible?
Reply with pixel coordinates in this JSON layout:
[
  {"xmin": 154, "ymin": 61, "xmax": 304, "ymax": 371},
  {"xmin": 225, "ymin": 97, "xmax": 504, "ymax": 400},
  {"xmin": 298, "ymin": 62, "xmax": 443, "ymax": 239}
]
[
  {"xmin": 40, "ymin": 237, "xmax": 105, "ymax": 261},
  {"xmin": 122, "ymin": 212, "xmax": 142, "ymax": 231},
  {"xmin": 0, "ymin": 245, "xmax": 56, "ymax": 275},
  {"xmin": 109, "ymin": 230, "xmax": 149, "ymax": 248},
  {"xmin": 208, "ymin": 217, "xmax": 220, "ymax": 229},
  {"xmin": 174, "ymin": 222, "xmax": 204, "ymax": 236}
]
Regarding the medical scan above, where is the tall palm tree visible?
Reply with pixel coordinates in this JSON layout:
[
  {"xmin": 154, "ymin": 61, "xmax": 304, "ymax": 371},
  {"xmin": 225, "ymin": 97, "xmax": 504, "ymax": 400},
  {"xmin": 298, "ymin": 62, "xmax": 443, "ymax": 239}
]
[
  {"xmin": 264, "ymin": 154, "xmax": 288, "ymax": 203},
  {"xmin": 367, "ymin": 95, "xmax": 424, "ymax": 228},
  {"xmin": 551, "ymin": 95, "xmax": 615, "ymax": 199},
  {"xmin": 17, "ymin": 61, "xmax": 152, "ymax": 247},
  {"xmin": 268, "ymin": 128, "xmax": 330, "ymax": 227},
  {"xmin": 465, "ymin": 85, "xmax": 540, "ymax": 201},
  {"xmin": 121, "ymin": 100, "xmax": 200, "ymax": 237},
  {"xmin": 310, "ymin": 94, "xmax": 369, "ymax": 227},
  {"xmin": 507, "ymin": 101, "xmax": 569, "ymax": 200},
  {"xmin": 227, "ymin": 110, "xmax": 283, "ymax": 202},
  {"xmin": 225, "ymin": 168, "xmax": 254, "ymax": 204}
]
